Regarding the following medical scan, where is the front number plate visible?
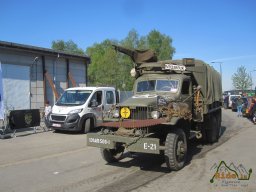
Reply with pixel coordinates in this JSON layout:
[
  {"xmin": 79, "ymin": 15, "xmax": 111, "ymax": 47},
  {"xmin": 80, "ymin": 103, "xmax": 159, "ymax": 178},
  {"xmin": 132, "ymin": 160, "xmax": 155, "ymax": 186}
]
[{"xmin": 52, "ymin": 123, "xmax": 61, "ymax": 127}]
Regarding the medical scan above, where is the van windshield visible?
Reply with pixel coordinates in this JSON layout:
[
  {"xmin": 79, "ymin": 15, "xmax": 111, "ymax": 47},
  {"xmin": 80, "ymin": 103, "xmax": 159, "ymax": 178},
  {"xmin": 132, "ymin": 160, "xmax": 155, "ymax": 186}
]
[{"xmin": 56, "ymin": 90, "xmax": 92, "ymax": 106}]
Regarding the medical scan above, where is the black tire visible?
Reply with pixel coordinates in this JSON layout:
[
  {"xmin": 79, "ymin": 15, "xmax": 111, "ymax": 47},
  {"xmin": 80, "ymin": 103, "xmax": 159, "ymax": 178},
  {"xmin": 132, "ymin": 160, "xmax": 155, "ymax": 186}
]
[
  {"xmin": 216, "ymin": 111, "xmax": 222, "ymax": 140},
  {"xmin": 165, "ymin": 129, "xmax": 187, "ymax": 171},
  {"xmin": 83, "ymin": 118, "xmax": 91, "ymax": 134},
  {"xmin": 100, "ymin": 146, "xmax": 124, "ymax": 163},
  {"xmin": 53, "ymin": 129, "xmax": 60, "ymax": 133},
  {"xmin": 206, "ymin": 115, "xmax": 218, "ymax": 143},
  {"xmin": 252, "ymin": 110, "xmax": 256, "ymax": 124}
]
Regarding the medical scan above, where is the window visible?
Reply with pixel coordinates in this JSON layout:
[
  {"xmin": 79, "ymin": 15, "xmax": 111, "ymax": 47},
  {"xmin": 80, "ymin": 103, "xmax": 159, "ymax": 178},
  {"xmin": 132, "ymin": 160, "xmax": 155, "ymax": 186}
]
[
  {"xmin": 106, "ymin": 91, "xmax": 114, "ymax": 104},
  {"xmin": 181, "ymin": 81, "xmax": 190, "ymax": 94},
  {"xmin": 89, "ymin": 91, "xmax": 102, "ymax": 107},
  {"xmin": 56, "ymin": 90, "xmax": 92, "ymax": 106},
  {"xmin": 137, "ymin": 80, "xmax": 156, "ymax": 92},
  {"xmin": 156, "ymin": 80, "xmax": 179, "ymax": 93},
  {"xmin": 137, "ymin": 79, "xmax": 179, "ymax": 93}
]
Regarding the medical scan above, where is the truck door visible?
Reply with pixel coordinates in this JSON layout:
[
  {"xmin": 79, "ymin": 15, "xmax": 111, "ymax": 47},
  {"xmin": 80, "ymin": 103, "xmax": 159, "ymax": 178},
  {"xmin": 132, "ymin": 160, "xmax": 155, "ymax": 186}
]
[{"xmin": 180, "ymin": 79, "xmax": 192, "ymax": 110}]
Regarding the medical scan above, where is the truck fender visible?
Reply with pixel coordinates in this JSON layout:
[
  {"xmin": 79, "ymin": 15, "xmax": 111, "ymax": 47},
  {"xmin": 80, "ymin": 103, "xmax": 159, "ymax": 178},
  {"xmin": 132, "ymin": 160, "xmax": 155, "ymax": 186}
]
[
  {"xmin": 78, "ymin": 113, "xmax": 96, "ymax": 130},
  {"xmin": 166, "ymin": 117, "xmax": 182, "ymax": 125}
]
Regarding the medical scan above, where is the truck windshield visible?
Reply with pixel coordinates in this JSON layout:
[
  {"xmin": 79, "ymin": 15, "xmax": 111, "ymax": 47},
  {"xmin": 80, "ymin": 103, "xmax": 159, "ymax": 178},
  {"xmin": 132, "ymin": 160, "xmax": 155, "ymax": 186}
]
[
  {"xmin": 56, "ymin": 90, "xmax": 92, "ymax": 106},
  {"xmin": 137, "ymin": 80, "xmax": 179, "ymax": 93}
]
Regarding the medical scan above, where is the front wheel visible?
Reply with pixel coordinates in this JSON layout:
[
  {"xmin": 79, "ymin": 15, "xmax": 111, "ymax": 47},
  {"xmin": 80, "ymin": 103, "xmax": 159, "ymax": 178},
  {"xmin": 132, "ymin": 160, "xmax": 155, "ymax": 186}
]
[
  {"xmin": 165, "ymin": 129, "xmax": 187, "ymax": 171},
  {"xmin": 206, "ymin": 115, "xmax": 218, "ymax": 143},
  {"xmin": 100, "ymin": 145, "xmax": 124, "ymax": 163},
  {"xmin": 83, "ymin": 119, "xmax": 91, "ymax": 134}
]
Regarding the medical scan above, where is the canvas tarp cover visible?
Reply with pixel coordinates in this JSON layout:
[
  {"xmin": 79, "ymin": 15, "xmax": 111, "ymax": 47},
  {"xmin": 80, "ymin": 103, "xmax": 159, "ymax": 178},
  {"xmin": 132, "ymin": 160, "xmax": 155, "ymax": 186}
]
[
  {"xmin": 112, "ymin": 45, "xmax": 157, "ymax": 64},
  {"xmin": 190, "ymin": 61, "xmax": 222, "ymax": 110}
]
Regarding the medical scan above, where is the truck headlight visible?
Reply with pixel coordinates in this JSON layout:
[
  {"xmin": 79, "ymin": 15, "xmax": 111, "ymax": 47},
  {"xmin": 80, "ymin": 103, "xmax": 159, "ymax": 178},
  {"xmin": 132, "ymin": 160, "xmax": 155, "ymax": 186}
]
[
  {"xmin": 113, "ymin": 109, "xmax": 120, "ymax": 118},
  {"xmin": 151, "ymin": 111, "xmax": 160, "ymax": 119},
  {"xmin": 68, "ymin": 108, "xmax": 83, "ymax": 114}
]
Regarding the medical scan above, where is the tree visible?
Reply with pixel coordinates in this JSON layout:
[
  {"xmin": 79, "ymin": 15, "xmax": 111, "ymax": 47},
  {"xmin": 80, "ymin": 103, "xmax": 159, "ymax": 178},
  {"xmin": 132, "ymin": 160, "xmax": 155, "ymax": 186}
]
[
  {"xmin": 52, "ymin": 40, "xmax": 84, "ymax": 55},
  {"xmin": 145, "ymin": 29, "xmax": 175, "ymax": 60},
  {"xmin": 232, "ymin": 66, "xmax": 252, "ymax": 90},
  {"xmin": 86, "ymin": 40, "xmax": 122, "ymax": 88},
  {"xmin": 86, "ymin": 29, "xmax": 176, "ymax": 90}
]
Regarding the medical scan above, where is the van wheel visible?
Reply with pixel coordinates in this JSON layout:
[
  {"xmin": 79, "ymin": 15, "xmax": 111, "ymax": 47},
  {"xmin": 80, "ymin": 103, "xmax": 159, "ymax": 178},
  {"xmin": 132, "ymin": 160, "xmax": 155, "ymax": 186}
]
[
  {"xmin": 165, "ymin": 129, "xmax": 187, "ymax": 171},
  {"xmin": 83, "ymin": 119, "xmax": 91, "ymax": 134},
  {"xmin": 100, "ymin": 145, "xmax": 124, "ymax": 163}
]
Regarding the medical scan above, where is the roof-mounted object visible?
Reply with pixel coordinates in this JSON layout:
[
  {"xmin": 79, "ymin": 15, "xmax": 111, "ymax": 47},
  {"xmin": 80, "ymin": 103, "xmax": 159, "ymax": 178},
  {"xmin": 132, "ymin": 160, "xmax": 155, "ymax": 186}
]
[{"xmin": 112, "ymin": 44, "xmax": 157, "ymax": 64}]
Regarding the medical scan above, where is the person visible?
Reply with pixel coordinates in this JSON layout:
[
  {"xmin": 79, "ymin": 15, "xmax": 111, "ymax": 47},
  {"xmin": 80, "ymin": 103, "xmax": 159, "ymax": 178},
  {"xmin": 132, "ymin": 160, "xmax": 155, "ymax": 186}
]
[
  {"xmin": 236, "ymin": 96, "xmax": 243, "ymax": 117},
  {"xmin": 223, "ymin": 95, "xmax": 229, "ymax": 109},
  {"xmin": 44, "ymin": 101, "xmax": 52, "ymax": 129}
]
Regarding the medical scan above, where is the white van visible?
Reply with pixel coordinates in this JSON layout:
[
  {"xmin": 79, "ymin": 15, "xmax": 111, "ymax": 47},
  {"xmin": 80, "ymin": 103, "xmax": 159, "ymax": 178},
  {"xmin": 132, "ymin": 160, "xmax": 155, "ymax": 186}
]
[{"xmin": 49, "ymin": 87, "xmax": 117, "ymax": 133}]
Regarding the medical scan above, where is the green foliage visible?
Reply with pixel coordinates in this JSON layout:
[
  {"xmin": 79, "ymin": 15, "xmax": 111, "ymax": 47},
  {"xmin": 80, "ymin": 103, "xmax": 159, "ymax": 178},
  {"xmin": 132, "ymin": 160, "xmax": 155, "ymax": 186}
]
[
  {"xmin": 87, "ymin": 29, "xmax": 175, "ymax": 90},
  {"xmin": 52, "ymin": 40, "xmax": 84, "ymax": 55},
  {"xmin": 86, "ymin": 40, "xmax": 123, "ymax": 88},
  {"xmin": 232, "ymin": 66, "xmax": 252, "ymax": 90},
  {"xmin": 146, "ymin": 29, "xmax": 175, "ymax": 60}
]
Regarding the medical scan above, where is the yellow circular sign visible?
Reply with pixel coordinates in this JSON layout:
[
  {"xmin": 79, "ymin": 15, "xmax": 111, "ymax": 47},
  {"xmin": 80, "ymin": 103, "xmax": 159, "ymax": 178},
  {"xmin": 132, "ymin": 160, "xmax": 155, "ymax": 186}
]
[{"xmin": 120, "ymin": 107, "xmax": 131, "ymax": 119}]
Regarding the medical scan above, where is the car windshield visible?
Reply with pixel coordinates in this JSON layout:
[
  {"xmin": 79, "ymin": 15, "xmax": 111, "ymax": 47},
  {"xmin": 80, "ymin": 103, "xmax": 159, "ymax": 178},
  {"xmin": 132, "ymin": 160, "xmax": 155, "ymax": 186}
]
[
  {"xmin": 231, "ymin": 96, "xmax": 238, "ymax": 100},
  {"xmin": 137, "ymin": 80, "xmax": 179, "ymax": 93},
  {"xmin": 56, "ymin": 90, "xmax": 92, "ymax": 106}
]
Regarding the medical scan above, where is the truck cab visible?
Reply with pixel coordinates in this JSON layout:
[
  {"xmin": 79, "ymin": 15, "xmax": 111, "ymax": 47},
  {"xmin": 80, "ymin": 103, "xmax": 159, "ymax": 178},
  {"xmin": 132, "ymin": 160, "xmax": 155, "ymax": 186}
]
[{"xmin": 49, "ymin": 87, "xmax": 117, "ymax": 133}]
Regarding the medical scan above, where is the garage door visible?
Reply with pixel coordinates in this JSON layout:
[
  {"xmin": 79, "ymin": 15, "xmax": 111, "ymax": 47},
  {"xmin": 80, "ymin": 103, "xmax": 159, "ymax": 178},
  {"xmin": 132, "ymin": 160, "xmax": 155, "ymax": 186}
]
[{"xmin": 2, "ymin": 64, "xmax": 30, "ymax": 110}]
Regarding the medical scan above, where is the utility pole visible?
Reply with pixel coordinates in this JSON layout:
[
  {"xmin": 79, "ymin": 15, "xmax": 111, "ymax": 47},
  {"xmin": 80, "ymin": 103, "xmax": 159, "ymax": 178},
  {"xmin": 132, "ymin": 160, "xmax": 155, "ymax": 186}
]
[{"xmin": 211, "ymin": 61, "xmax": 223, "ymax": 78}]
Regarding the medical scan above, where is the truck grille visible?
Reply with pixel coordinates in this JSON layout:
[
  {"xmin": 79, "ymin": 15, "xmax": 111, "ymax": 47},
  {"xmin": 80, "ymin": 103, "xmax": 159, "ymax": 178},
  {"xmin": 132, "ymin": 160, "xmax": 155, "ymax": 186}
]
[
  {"xmin": 50, "ymin": 115, "xmax": 66, "ymax": 122},
  {"xmin": 129, "ymin": 107, "xmax": 153, "ymax": 120}
]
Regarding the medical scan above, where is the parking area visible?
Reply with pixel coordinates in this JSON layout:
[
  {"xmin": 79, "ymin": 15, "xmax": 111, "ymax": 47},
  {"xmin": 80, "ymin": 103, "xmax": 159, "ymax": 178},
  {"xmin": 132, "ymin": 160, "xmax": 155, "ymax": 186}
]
[{"xmin": 0, "ymin": 109, "xmax": 255, "ymax": 192}]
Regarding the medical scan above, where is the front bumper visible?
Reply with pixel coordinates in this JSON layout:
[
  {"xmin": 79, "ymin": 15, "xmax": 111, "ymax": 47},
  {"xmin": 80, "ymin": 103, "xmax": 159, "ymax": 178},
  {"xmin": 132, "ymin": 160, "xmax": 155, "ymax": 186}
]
[
  {"xmin": 87, "ymin": 132, "xmax": 162, "ymax": 154},
  {"xmin": 49, "ymin": 113, "xmax": 81, "ymax": 131}
]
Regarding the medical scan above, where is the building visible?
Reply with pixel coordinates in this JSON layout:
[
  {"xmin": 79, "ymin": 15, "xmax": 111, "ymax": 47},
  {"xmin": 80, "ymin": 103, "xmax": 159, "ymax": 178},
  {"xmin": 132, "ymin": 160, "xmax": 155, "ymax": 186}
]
[
  {"xmin": 223, "ymin": 90, "xmax": 256, "ymax": 97},
  {"xmin": 0, "ymin": 41, "xmax": 90, "ymax": 111}
]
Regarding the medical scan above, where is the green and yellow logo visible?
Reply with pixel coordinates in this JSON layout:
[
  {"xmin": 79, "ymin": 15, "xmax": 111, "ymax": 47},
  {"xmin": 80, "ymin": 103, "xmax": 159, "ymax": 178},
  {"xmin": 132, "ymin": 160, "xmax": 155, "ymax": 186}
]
[
  {"xmin": 24, "ymin": 113, "xmax": 33, "ymax": 126},
  {"xmin": 210, "ymin": 161, "xmax": 252, "ymax": 183}
]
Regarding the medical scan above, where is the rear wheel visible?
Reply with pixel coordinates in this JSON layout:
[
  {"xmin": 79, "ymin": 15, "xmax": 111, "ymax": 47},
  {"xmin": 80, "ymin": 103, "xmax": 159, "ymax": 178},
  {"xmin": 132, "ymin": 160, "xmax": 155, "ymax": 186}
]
[
  {"xmin": 206, "ymin": 114, "xmax": 219, "ymax": 143},
  {"xmin": 100, "ymin": 145, "xmax": 124, "ymax": 163},
  {"xmin": 216, "ymin": 110, "xmax": 222, "ymax": 139},
  {"xmin": 165, "ymin": 129, "xmax": 187, "ymax": 171}
]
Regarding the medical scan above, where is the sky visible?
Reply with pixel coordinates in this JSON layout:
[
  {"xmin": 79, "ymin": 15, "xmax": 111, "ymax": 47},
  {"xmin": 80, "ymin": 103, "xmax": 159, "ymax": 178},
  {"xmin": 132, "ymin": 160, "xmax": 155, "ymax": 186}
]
[{"xmin": 1, "ymin": 0, "xmax": 256, "ymax": 91}]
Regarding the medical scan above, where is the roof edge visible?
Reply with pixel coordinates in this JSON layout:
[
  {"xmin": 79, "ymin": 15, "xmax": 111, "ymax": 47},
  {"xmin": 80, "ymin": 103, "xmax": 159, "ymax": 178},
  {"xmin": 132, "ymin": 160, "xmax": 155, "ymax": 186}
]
[{"xmin": 0, "ymin": 40, "xmax": 90, "ymax": 63}]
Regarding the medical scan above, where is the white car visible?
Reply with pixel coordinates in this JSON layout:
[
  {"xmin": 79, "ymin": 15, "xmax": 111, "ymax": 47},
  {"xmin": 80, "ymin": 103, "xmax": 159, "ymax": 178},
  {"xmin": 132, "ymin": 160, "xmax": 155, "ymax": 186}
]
[{"xmin": 228, "ymin": 95, "xmax": 241, "ymax": 108}]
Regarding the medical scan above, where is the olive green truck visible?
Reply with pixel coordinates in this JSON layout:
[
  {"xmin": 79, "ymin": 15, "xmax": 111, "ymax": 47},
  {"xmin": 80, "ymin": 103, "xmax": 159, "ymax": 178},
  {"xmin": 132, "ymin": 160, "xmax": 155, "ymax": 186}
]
[{"xmin": 87, "ymin": 45, "xmax": 222, "ymax": 171}]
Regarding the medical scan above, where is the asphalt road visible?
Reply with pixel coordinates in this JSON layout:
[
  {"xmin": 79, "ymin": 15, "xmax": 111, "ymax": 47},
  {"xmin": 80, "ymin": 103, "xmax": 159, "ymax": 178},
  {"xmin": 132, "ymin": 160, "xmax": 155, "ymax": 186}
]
[{"xmin": 0, "ymin": 109, "xmax": 254, "ymax": 192}]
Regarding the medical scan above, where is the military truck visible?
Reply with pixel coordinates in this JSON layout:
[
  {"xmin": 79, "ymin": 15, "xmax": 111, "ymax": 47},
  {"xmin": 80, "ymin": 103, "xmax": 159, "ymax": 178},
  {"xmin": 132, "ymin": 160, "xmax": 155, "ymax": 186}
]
[{"xmin": 87, "ymin": 45, "xmax": 222, "ymax": 171}]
